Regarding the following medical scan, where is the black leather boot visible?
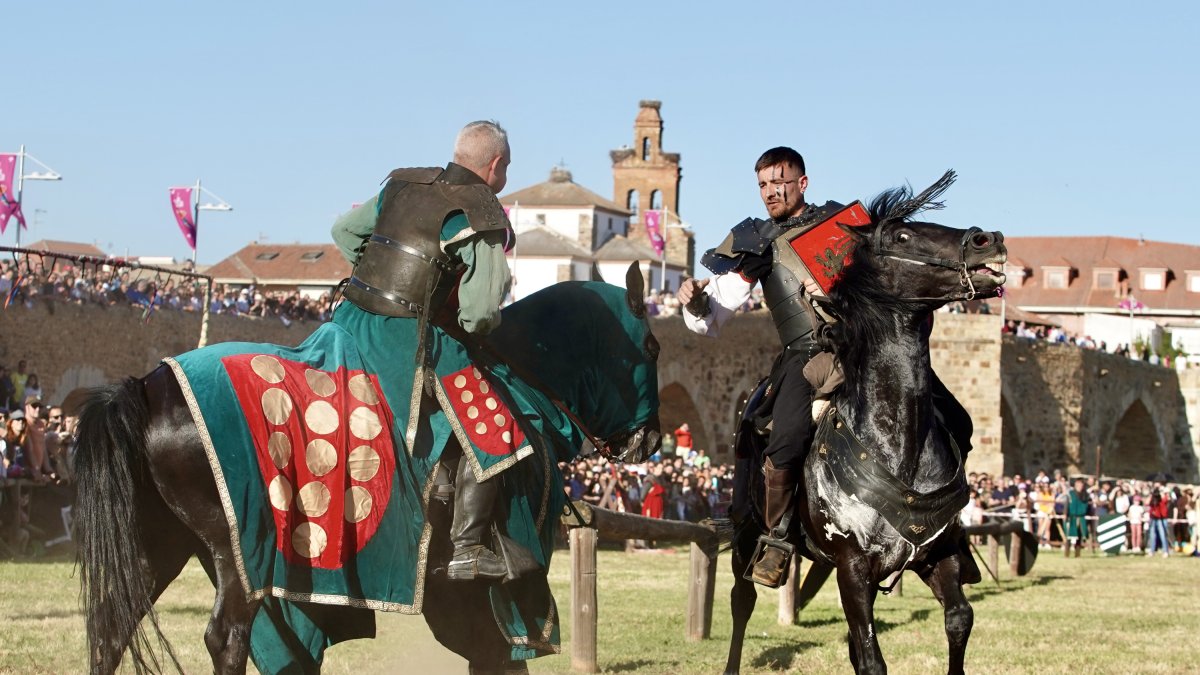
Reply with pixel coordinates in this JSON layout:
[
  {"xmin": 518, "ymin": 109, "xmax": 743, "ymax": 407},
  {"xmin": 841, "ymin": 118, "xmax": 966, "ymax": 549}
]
[
  {"xmin": 448, "ymin": 455, "xmax": 508, "ymax": 581},
  {"xmin": 750, "ymin": 457, "xmax": 796, "ymax": 588}
]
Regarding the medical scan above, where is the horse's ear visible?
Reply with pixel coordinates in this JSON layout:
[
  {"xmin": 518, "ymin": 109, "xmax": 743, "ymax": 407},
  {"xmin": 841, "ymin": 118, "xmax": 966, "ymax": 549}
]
[
  {"xmin": 838, "ymin": 223, "xmax": 869, "ymax": 243},
  {"xmin": 625, "ymin": 262, "xmax": 646, "ymax": 318}
]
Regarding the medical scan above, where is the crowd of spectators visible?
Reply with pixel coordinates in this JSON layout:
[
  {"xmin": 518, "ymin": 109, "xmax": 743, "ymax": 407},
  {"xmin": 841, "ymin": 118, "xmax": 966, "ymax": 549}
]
[
  {"xmin": 557, "ymin": 421, "xmax": 1200, "ymax": 559},
  {"xmin": 560, "ymin": 430, "xmax": 730, "ymax": 526},
  {"xmin": 0, "ymin": 257, "xmax": 334, "ymax": 325},
  {"xmin": 962, "ymin": 468, "xmax": 1199, "ymax": 557},
  {"xmin": 1001, "ymin": 318, "xmax": 1191, "ymax": 369},
  {"xmin": 1, "ymin": 361, "xmax": 75, "ymax": 484}
]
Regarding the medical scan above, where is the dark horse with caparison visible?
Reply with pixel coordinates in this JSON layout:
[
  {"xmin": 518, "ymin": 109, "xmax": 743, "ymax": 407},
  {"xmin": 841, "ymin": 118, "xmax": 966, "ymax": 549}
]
[
  {"xmin": 73, "ymin": 270, "xmax": 662, "ymax": 675},
  {"xmin": 724, "ymin": 172, "xmax": 1006, "ymax": 675}
]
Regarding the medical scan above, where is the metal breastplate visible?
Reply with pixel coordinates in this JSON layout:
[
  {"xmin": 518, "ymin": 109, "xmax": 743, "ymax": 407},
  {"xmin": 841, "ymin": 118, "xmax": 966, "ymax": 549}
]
[
  {"xmin": 761, "ymin": 243, "xmax": 816, "ymax": 351},
  {"xmin": 759, "ymin": 202, "xmax": 845, "ymax": 351},
  {"xmin": 344, "ymin": 164, "xmax": 503, "ymax": 318}
]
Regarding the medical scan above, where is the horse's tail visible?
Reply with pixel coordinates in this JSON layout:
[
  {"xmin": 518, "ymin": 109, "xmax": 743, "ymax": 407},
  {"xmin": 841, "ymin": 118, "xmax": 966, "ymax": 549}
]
[{"xmin": 74, "ymin": 377, "xmax": 179, "ymax": 674}]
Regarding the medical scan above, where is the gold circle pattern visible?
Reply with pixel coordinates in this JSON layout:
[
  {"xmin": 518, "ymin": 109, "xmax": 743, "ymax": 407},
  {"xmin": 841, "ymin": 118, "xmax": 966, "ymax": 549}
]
[
  {"xmin": 262, "ymin": 389, "xmax": 294, "ymax": 425},
  {"xmin": 251, "ymin": 355, "xmax": 286, "ymax": 384},
  {"xmin": 304, "ymin": 369, "xmax": 337, "ymax": 397},
  {"xmin": 305, "ymin": 439, "xmax": 338, "ymax": 476}
]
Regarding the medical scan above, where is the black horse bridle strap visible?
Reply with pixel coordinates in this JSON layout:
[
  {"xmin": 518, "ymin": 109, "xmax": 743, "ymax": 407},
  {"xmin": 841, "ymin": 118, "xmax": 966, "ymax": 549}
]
[
  {"xmin": 873, "ymin": 225, "xmax": 982, "ymax": 271},
  {"xmin": 871, "ymin": 225, "xmax": 984, "ymax": 302}
]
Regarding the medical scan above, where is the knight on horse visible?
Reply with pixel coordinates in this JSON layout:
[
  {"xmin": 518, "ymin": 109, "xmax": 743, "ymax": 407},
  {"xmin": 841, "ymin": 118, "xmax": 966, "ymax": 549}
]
[
  {"xmin": 73, "ymin": 120, "xmax": 662, "ymax": 674},
  {"xmin": 677, "ymin": 146, "xmax": 974, "ymax": 588},
  {"xmin": 332, "ymin": 120, "xmax": 517, "ymax": 581}
]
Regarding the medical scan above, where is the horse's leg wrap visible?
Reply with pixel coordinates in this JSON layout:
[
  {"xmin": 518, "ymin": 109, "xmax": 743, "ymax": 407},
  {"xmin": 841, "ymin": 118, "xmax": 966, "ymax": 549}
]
[
  {"xmin": 448, "ymin": 455, "xmax": 509, "ymax": 581},
  {"xmin": 748, "ymin": 457, "xmax": 796, "ymax": 588}
]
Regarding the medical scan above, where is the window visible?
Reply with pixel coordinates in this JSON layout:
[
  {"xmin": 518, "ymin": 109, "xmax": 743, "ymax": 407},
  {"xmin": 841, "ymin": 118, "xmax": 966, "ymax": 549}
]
[
  {"xmin": 535, "ymin": 213, "xmax": 546, "ymax": 226},
  {"xmin": 1094, "ymin": 270, "xmax": 1116, "ymax": 290},
  {"xmin": 607, "ymin": 217, "xmax": 613, "ymax": 232},
  {"xmin": 650, "ymin": 189, "xmax": 663, "ymax": 210},
  {"xmin": 1046, "ymin": 270, "xmax": 1068, "ymax": 289},
  {"xmin": 642, "ymin": 137, "xmax": 650, "ymax": 161},
  {"xmin": 1141, "ymin": 271, "xmax": 1165, "ymax": 291},
  {"xmin": 300, "ymin": 251, "xmax": 324, "ymax": 262},
  {"xmin": 1189, "ymin": 273, "xmax": 1200, "ymax": 293},
  {"xmin": 255, "ymin": 252, "xmax": 279, "ymax": 261},
  {"xmin": 627, "ymin": 190, "xmax": 639, "ymax": 221}
]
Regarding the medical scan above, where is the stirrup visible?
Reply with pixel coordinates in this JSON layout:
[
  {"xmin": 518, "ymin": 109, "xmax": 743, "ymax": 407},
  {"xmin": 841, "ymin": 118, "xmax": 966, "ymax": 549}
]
[
  {"xmin": 744, "ymin": 533, "xmax": 796, "ymax": 587},
  {"xmin": 447, "ymin": 545, "xmax": 508, "ymax": 581}
]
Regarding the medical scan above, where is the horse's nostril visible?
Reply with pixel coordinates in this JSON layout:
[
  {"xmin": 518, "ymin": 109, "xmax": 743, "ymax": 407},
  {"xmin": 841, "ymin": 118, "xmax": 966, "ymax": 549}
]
[{"xmin": 972, "ymin": 233, "xmax": 992, "ymax": 248}]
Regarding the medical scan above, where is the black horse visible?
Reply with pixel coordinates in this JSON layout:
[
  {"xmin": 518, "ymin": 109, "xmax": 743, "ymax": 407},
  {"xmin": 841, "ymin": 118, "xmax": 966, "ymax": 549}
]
[
  {"xmin": 73, "ymin": 273, "xmax": 661, "ymax": 675},
  {"xmin": 724, "ymin": 172, "xmax": 1006, "ymax": 674}
]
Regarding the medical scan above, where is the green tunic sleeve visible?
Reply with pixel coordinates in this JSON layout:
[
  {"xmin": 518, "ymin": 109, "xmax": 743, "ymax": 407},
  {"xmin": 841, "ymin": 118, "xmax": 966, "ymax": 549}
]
[
  {"xmin": 446, "ymin": 229, "xmax": 511, "ymax": 335},
  {"xmin": 331, "ymin": 194, "xmax": 380, "ymax": 264}
]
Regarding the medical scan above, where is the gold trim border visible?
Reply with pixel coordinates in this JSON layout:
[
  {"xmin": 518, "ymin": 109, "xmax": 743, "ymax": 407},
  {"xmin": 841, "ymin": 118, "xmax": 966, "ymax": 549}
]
[{"xmin": 163, "ymin": 356, "xmax": 256, "ymax": 598}]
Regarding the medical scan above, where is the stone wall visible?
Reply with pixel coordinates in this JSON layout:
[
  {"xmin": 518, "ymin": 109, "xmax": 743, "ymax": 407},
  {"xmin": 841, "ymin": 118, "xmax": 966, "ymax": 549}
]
[
  {"xmin": 4, "ymin": 300, "xmax": 1195, "ymax": 481},
  {"xmin": 652, "ymin": 312, "xmax": 1005, "ymax": 472},
  {"xmin": 0, "ymin": 302, "xmax": 320, "ymax": 406},
  {"xmin": 929, "ymin": 314, "xmax": 1004, "ymax": 476},
  {"xmin": 1001, "ymin": 337, "xmax": 1197, "ymax": 481}
]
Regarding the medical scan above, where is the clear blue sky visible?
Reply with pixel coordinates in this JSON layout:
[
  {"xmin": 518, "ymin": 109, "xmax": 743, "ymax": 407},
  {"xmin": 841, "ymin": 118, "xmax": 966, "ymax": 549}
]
[{"xmin": 5, "ymin": 2, "xmax": 1198, "ymax": 265}]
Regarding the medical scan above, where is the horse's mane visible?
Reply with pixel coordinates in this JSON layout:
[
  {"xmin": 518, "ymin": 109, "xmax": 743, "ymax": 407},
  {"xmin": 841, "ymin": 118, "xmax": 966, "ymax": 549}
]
[{"xmin": 825, "ymin": 171, "xmax": 957, "ymax": 392}]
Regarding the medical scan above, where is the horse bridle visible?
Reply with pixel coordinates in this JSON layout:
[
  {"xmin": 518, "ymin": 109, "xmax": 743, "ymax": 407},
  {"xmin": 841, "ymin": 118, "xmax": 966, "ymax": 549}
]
[{"xmin": 869, "ymin": 224, "xmax": 986, "ymax": 302}]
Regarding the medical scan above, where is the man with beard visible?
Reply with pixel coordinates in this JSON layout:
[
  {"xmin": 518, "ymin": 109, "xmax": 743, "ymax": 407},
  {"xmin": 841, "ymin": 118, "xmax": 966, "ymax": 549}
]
[{"xmin": 678, "ymin": 147, "xmax": 971, "ymax": 587}]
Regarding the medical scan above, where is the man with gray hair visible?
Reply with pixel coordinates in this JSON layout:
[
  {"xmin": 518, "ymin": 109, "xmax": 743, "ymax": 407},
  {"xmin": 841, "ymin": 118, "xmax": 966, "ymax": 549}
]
[{"xmin": 331, "ymin": 120, "xmax": 515, "ymax": 581}]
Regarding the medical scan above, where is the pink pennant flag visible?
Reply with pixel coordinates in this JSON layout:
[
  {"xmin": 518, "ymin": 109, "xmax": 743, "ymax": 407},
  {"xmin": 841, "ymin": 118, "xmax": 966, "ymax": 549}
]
[
  {"xmin": 644, "ymin": 209, "xmax": 665, "ymax": 256},
  {"xmin": 169, "ymin": 186, "xmax": 196, "ymax": 251},
  {"xmin": 0, "ymin": 154, "xmax": 26, "ymax": 235}
]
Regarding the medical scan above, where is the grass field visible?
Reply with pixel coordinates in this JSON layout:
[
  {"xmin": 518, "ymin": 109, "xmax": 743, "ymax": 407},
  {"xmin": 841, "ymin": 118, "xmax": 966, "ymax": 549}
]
[{"xmin": 2, "ymin": 547, "xmax": 1198, "ymax": 673}]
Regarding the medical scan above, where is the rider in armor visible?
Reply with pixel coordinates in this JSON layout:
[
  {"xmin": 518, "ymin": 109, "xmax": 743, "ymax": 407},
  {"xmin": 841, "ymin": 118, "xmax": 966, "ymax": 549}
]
[
  {"xmin": 331, "ymin": 120, "xmax": 514, "ymax": 581},
  {"xmin": 678, "ymin": 147, "xmax": 973, "ymax": 588}
]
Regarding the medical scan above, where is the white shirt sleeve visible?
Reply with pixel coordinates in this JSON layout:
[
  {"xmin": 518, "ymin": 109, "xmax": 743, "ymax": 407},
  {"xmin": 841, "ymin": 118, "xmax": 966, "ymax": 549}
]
[{"xmin": 682, "ymin": 272, "xmax": 754, "ymax": 338}]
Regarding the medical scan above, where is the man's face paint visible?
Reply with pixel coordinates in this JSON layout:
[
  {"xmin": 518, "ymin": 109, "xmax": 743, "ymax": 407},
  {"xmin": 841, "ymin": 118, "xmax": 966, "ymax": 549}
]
[{"xmin": 757, "ymin": 163, "xmax": 809, "ymax": 221}]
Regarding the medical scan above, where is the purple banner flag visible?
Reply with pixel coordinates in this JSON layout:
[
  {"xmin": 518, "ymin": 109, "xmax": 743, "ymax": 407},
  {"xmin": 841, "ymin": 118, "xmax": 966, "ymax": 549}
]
[
  {"xmin": 644, "ymin": 209, "xmax": 665, "ymax": 256},
  {"xmin": 170, "ymin": 186, "xmax": 197, "ymax": 250},
  {"xmin": 0, "ymin": 154, "xmax": 26, "ymax": 235}
]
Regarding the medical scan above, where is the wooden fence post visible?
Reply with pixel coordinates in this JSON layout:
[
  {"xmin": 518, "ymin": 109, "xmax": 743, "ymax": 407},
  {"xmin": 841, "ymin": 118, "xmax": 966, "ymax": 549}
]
[
  {"xmin": 988, "ymin": 534, "xmax": 1001, "ymax": 583},
  {"xmin": 570, "ymin": 527, "xmax": 598, "ymax": 673},
  {"xmin": 777, "ymin": 555, "xmax": 799, "ymax": 625},
  {"xmin": 686, "ymin": 542, "xmax": 717, "ymax": 640}
]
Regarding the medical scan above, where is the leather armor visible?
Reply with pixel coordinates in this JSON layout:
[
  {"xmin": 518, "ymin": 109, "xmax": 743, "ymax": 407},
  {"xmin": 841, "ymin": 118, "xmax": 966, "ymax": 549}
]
[
  {"xmin": 344, "ymin": 163, "xmax": 510, "ymax": 318},
  {"xmin": 702, "ymin": 201, "xmax": 845, "ymax": 350}
]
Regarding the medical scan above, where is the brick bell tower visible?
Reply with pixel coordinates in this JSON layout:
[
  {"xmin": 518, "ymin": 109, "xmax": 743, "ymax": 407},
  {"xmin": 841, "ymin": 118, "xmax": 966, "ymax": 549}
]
[{"xmin": 611, "ymin": 100, "xmax": 693, "ymax": 274}]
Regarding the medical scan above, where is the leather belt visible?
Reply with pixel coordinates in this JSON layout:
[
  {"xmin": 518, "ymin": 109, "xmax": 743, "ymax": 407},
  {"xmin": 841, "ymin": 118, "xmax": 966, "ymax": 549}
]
[
  {"xmin": 347, "ymin": 276, "xmax": 423, "ymax": 314},
  {"xmin": 369, "ymin": 233, "xmax": 453, "ymax": 272}
]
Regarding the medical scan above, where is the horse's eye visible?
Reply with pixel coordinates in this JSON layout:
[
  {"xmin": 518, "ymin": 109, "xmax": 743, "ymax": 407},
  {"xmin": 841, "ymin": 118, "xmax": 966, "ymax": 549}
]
[{"xmin": 896, "ymin": 232, "xmax": 911, "ymax": 244}]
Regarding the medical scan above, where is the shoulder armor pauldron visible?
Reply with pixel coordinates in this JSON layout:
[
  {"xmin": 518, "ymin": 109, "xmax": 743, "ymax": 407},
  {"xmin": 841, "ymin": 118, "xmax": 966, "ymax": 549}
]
[{"xmin": 701, "ymin": 217, "xmax": 779, "ymax": 275}]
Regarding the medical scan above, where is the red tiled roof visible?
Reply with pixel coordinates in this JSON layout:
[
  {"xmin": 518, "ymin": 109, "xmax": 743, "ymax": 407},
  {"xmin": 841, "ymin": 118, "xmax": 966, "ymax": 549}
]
[
  {"xmin": 23, "ymin": 239, "xmax": 107, "ymax": 257},
  {"xmin": 207, "ymin": 243, "xmax": 350, "ymax": 285},
  {"xmin": 1003, "ymin": 236, "xmax": 1200, "ymax": 313},
  {"xmin": 500, "ymin": 167, "xmax": 629, "ymax": 214}
]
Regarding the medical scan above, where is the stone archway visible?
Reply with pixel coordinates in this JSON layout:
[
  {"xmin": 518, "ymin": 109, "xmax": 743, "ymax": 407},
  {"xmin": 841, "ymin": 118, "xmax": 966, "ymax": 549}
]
[
  {"xmin": 658, "ymin": 382, "xmax": 708, "ymax": 456},
  {"xmin": 1104, "ymin": 399, "xmax": 1163, "ymax": 478}
]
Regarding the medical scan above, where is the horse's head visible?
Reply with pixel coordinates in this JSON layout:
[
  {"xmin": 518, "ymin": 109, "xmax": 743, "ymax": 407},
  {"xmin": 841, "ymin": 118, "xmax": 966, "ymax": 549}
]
[
  {"xmin": 483, "ymin": 263, "xmax": 661, "ymax": 464},
  {"xmin": 593, "ymin": 263, "xmax": 662, "ymax": 464},
  {"xmin": 833, "ymin": 171, "xmax": 1006, "ymax": 310}
]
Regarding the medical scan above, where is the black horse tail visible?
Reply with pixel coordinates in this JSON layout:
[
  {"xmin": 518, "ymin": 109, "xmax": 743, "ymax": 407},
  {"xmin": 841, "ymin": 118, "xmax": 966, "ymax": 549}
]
[{"xmin": 74, "ymin": 377, "xmax": 180, "ymax": 674}]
